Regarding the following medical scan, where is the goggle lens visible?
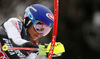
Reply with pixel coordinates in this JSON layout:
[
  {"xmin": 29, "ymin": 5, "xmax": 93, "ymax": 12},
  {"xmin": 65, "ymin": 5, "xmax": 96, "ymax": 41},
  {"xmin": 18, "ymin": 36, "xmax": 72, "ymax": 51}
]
[{"xmin": 34, "ymin": 21, "xmax": 51, "ymax": 36}]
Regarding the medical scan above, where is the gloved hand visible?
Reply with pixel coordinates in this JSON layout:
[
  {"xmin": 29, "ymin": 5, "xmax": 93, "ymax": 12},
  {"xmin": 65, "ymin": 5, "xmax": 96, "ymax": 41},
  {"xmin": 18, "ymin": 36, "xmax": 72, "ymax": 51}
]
[
  {"xmin": 39, "ymin": 45, "xmax": 47, "ymax": 55},
  {"xmin": 21, "ymin": 42, "xmax": 39, "ymax": 53},
  {"xmin": 39, "ymin": 42, "xmax": 65, "ymax": 57},
  {"xmin": 21, "ymin": 42, "xmax": 39, "ymax": 48}
]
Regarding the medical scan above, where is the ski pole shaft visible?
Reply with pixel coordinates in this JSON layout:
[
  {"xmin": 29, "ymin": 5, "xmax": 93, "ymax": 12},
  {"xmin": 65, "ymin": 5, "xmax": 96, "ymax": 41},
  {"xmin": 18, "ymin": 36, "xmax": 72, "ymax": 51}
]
[
  {"xmin": 2, "ymin": 45, "xmax": 45, "ymax": 51},
  {"xmin": 47, "ymin": 0, "xmax": 59, "ymax": 59},
  {"xmin": 8, "ymin": 47, "xmax": 37, "ymax": 50}
]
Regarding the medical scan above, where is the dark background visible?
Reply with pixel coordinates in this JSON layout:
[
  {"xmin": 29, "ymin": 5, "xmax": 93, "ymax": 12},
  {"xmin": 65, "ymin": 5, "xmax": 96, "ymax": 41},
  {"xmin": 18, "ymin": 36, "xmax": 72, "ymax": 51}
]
[{"xmin": 1, "ymin": 0, "xmax": 100, "ymax": 59}]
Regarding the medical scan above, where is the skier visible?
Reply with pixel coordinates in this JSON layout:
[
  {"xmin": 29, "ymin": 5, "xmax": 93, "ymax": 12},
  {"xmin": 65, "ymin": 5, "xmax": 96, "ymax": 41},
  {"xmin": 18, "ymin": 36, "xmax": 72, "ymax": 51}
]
[{"xmin": 0, "ymin": 4, "xmax": 54, "ymax": 59}]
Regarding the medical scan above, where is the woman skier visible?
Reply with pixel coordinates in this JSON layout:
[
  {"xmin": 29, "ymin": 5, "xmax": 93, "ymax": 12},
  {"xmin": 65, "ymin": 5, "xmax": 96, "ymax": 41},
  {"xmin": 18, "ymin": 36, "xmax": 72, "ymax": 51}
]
[{"xmin": 0, "ymin": 4, "xmax": 54, "ymax": 59}]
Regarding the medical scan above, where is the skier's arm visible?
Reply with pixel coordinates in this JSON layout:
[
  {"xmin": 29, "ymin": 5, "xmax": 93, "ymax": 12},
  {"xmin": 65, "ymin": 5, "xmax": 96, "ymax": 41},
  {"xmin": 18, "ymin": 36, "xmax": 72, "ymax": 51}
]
[
  {"xmin": 3, "ymin": 18, "xmax": 39, "ymax": 59},
  {"xmin": 4, "ymin": 18, "xmax": 28, "ymax": 45}
]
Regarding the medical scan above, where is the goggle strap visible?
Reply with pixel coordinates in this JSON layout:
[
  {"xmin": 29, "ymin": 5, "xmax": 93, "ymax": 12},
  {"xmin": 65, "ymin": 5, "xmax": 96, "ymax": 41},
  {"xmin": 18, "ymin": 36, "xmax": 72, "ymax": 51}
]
[
  {"xmin": 33, "ymin": 20, "xmax": 38, "ymax": 25},
  {"xmin": 25, "ymin": 8, "xmax": 37, "ymax": 24}
]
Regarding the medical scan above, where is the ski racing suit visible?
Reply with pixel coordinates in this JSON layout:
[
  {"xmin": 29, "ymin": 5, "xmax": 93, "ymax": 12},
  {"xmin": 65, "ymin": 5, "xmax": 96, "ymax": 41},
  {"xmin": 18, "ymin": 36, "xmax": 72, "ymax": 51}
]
[{"xmin": 0, "ymin": 18, "xmax": 39, "ymax": 59}]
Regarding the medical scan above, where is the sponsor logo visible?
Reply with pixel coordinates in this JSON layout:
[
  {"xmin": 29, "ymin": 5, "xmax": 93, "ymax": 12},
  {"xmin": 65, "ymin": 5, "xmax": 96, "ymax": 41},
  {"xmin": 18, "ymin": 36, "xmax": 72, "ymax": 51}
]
[
  {"xmin": 0, "ymin": 48, "xmax": 6, "ymax": 59},
  {"xmin": 46, "ymin": 13, "xmax": 54, "ymax": 21},
  {"xmin": 11, "ymin": 20, "xmax": 22, "ymax": 33},
  {"xmin": 17, "ymin": 21, "xmax": 22, "ymax": 31},
  {"xmin": 0, "ymin": 43, "xmax": 9, "ymax": 59},
  {"xmin": 28, "ymin": 12, "xmax": 33, "ymax": 20},
  {"xmin": 48, "ymin": 36, "xmax": 56, "ymax": 58},
  {"xmin": 3, "ymin": 38, "xmax": 26, "ymax": 58},
  {"xmin": 30, "ymin": 6, "xmax": 37, "ymax": 12}
]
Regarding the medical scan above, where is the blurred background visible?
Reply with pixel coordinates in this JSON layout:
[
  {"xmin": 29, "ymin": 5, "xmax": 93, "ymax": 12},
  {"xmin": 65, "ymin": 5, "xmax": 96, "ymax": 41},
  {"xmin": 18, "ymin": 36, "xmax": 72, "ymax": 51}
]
[{"xmin": 1, "ymin": 0, "xmax": 100, "ymax": 59}]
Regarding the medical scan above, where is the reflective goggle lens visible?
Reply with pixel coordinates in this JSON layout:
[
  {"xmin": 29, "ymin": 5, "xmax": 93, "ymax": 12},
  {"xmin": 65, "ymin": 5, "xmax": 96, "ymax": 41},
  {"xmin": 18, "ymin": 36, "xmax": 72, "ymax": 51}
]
[{"xmin": 34, "ymin": 21, "xmax": 51, "ymax": 36}]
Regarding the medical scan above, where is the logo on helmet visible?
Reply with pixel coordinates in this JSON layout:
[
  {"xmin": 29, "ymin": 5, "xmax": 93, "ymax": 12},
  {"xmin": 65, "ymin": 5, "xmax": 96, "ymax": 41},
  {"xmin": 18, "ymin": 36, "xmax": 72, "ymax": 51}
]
[
  {"xmin": 30, "ymin": 6, "xmax": 37, "ymax": 12},
  {"xmin": 46, "ymin": 13, "xmax": 54, "ymax": 21},
  {"xmin": 28, "ymin": 12, "xmax": 33, "ymax": 20}
]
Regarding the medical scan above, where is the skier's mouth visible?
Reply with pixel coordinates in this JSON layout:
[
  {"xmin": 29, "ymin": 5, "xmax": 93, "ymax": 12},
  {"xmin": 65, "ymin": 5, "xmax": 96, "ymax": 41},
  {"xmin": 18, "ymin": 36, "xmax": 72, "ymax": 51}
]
[
  {"xmin": 34, "ymin": 34, "xmax": 38, "ymax": 37},
  {"xmin": 28, "ymin": 33, "xmax": 38, "ymax": 40}
]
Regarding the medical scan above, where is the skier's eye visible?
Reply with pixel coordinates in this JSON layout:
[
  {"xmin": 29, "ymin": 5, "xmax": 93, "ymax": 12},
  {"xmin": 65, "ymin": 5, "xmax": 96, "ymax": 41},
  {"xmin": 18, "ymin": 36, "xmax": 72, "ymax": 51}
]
[{"xmin": 37, "ymin": 22, "xmax": 43, "ymax": 24}]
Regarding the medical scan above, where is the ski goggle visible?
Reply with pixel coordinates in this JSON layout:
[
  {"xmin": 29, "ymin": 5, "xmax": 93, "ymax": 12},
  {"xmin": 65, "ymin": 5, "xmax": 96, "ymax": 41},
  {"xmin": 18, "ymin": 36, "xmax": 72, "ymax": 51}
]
[
  {"xmin": 33, "ymin": 21, "xmax": 51, "ymax": 36},
  {"xmin": 24, "ymin": 13, "xmax": 51, "ymax": 36}
]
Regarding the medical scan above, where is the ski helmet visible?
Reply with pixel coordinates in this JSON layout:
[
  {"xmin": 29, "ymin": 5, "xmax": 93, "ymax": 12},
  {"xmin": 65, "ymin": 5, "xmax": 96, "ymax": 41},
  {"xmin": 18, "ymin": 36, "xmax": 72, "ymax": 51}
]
[{"xmin": 24, "ymin": 4, "xmax": 54, "ymax": 36}]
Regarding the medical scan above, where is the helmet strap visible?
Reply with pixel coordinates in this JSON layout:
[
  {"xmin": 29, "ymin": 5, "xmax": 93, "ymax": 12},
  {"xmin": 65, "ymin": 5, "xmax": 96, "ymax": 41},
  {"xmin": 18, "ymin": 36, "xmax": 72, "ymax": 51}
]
[{"xmin": 24, "ymin": 17, "xmax": 33, "ymax": 29}]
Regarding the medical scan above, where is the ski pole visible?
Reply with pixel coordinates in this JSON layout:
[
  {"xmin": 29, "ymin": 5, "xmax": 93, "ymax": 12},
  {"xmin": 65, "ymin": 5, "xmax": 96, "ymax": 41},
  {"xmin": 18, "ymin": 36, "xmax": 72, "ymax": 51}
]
[
  {"xmin": 2, "ymin": 45, "xmax": 46, "ymax": 52},
  {"xmin": 47, "ymin": 0, "xmax": 59, "ymax": 59}
]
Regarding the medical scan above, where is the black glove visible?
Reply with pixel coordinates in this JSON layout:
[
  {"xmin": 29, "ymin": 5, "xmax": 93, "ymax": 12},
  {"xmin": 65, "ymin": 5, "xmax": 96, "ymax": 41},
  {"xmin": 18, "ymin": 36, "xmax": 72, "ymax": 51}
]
[
  {"xmin": 21, "ymin": 42, "xmax": 39, "ymax": 48},
  {"xmin": 20, "ymin": 42, "xmax": 39, "ymax": 53}
]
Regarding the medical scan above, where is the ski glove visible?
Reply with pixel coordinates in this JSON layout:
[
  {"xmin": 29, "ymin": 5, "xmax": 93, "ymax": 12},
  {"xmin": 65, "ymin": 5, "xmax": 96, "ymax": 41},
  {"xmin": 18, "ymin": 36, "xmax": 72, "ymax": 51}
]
[
  {"xmin": 21, "ymin": 42, "xmax": 39, "ymax": 53},
  {"xmin": 39, "ymin": 42, "xmax": 65, "ymax": 57}
]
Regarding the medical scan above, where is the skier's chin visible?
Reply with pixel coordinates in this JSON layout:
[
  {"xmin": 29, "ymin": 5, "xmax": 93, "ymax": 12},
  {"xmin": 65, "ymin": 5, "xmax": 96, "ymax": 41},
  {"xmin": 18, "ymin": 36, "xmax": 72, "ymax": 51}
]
[
  {"xmin": 29, "ymin": 34, "xmax": 36, "ymax": 41},
  {"xmin": 27, "ymin": 32, "xmax": 34, "ymax": 41}
]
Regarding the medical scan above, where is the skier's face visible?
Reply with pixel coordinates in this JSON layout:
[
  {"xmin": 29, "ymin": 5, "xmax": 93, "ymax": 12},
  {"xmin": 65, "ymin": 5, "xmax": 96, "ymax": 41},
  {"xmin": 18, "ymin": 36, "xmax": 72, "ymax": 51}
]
[{"xmin": 27, "ymin": 24, "xmax": 43, "ymax": 40}]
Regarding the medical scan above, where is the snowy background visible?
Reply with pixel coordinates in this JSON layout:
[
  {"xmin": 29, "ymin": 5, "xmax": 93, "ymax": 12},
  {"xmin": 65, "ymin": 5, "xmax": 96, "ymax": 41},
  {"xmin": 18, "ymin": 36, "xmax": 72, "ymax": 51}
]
[{"xmin": 1, "ymin": 0, "xmax": 100, "ymax": 59}]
